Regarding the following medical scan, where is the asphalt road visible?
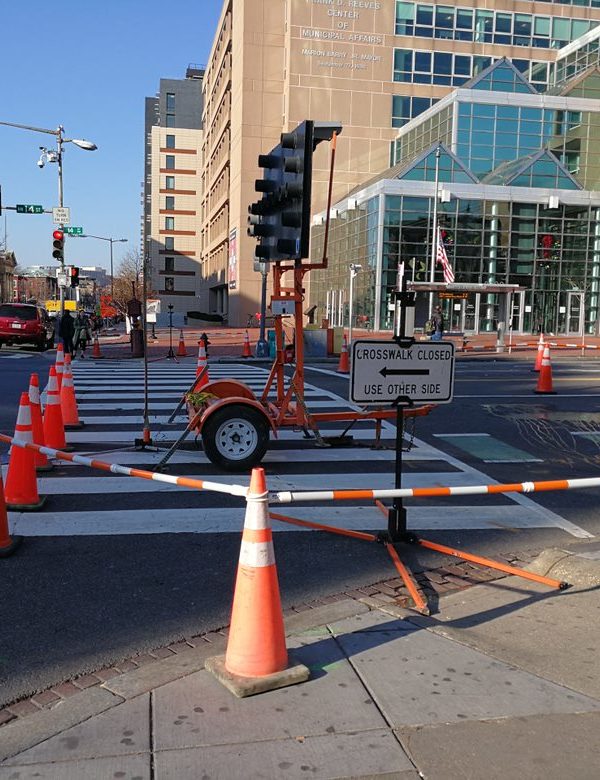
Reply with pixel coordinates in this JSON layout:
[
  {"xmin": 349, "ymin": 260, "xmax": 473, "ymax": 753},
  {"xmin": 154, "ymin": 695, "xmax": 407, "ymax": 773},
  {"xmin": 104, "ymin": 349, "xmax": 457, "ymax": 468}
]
[{"xmin": 1, "ymin": 350, "xmax": 600, "ymax": 707}]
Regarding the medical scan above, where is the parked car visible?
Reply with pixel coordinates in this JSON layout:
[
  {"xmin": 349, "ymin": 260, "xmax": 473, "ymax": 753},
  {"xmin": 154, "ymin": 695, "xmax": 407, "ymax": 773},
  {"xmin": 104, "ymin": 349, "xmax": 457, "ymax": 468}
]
[{"xmin": 0, "ymin": 303, "xmax": 55, "ymax": 351}]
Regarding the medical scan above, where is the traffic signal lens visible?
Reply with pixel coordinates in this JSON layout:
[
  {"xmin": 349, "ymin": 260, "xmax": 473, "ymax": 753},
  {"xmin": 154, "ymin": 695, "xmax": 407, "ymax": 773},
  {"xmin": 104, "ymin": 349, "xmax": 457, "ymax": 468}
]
[{"xmin": 53, "ymin": 230, "xmax": 64, "ymax": 241}]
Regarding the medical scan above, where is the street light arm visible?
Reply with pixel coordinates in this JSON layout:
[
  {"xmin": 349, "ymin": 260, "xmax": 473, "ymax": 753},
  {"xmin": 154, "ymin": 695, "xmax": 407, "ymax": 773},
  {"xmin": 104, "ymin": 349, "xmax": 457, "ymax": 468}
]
[{"xmin": 0, "ymin": 119, "xmax": 59, "ymax": 136}]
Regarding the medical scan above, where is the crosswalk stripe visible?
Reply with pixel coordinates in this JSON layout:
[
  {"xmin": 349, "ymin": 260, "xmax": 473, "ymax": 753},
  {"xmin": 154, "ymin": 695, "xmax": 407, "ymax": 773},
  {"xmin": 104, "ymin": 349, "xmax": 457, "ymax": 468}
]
[
  {"xmin": 10, "ymin": 505, "xmax": 571, "ymax": 537},
  {"xmin": 5, "ymin": 359, "xmax": 584, "ymax": 539}
]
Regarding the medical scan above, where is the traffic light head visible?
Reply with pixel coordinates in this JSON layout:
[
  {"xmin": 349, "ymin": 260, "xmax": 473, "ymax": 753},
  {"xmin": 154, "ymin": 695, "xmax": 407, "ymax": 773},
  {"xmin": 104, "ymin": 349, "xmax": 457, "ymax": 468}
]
[
  {"xmin": 69, "ymin": 266, "xmax": 79, "ymax": 287},
  {"xmin": 247, "ymin": 120, "xmax": 342, "ymax": 264},
  {"xmin": 52, "ymin": 230, "xmax": 64, "ymax": 262}
]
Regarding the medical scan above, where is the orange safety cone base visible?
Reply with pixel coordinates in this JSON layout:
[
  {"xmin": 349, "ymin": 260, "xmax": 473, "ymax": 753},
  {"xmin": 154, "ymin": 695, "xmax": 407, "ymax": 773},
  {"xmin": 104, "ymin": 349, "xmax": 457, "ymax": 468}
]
[
  {"xmin": 36, "ymin": 462, "xmax": 54, "ymax": 472},
  {"xmin": 205, "ymin": 652, "xmax": 309, "ymax": 699},
  {"xmin": 0, "ymin": 535, "xmax": 23, "ymax": 557},
  {"xmin": 6, "ymin": 494, "xmax": 47, "ymax": 512},
  {"xmin": 64, "ymin": 421, "xmax": 85, "ymax": 430},
  {"xmin": 534, "ymin": 388, "xmax": 557, "ymax": 395}
]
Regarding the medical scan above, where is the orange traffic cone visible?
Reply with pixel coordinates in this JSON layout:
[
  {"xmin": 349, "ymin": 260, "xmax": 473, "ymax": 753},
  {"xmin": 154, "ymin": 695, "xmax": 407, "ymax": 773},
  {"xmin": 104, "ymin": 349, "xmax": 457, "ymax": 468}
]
[
  {"xmin": 534, "ymin": 345, "xmax": 556, "ymax": 395},
  {"xmin": 177, "ymin": 329, "xmax": 187, "ymax": 357},
  {"xmin": 55, "ymin": 343, "xmax": 65, "ymax": 392},
  {"xmin": 29, "ymin": 373, "xmax": 51, "ymax": 471},
  {"xmin": 205, "ymin": 468, "xmax": 309, "ymax": 697},
  {"xmin": 196, "ymin": 341, "xmax": 209, "ymax": 387},
  {"xmin": 43, "ymin": 366, "xmax": 67, "ymax": 451},
  {"xmin": 0, "ymin": 470, "xmax": 22, "ymax": 557},
  {"xmin": 534, "ymin": 332, "xmax": 545, "ymax": 372},
  {"xmin": 336, "ymin": 334, "xmax": 350, "ymax": 374},
  {"xmin": 4, "ymin": 393, "xmax": 46, "ymax": 511},
  {"xmin": 241, "ymin": 329, "xmax": 252, "ymax": 358},
  {"xmin": 92, "ymin": 336, "xmax": 103, "ymax": 359},
  {"xmin": 61, "ymin": 354, "xmax": 83, "ymax": 429}
]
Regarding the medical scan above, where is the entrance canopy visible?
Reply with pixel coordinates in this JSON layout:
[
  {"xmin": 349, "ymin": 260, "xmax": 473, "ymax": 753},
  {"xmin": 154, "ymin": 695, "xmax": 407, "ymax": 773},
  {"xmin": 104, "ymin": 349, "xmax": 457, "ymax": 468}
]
[{"xmin": 407, "ymin": 282, "xmax": 526, "ymax": 294}]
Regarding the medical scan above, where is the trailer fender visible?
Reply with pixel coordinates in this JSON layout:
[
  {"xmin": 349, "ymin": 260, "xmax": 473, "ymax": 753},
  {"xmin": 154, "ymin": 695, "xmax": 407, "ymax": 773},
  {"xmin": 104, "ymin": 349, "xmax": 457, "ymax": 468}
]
[{"xmin": 198, "ymin": 397, "xmax": 277, "ymax": 435}]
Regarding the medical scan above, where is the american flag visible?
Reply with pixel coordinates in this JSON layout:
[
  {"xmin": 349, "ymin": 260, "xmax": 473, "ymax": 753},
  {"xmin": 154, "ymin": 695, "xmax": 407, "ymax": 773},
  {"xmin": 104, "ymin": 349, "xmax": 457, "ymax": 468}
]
[{"xmin": 436, "ymin": 227, "xmax": 455, "ymax": 284}]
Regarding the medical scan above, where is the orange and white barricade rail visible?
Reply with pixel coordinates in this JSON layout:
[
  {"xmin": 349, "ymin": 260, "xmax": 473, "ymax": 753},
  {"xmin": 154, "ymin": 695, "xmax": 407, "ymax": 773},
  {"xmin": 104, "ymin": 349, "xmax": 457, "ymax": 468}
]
[
  {"xmin": 271, "ymin": 475, "xmax": 600, "ymax": 504},
  {"xmin": 0, "ymin": 432, "xmax": 247, "ymax": 498}
]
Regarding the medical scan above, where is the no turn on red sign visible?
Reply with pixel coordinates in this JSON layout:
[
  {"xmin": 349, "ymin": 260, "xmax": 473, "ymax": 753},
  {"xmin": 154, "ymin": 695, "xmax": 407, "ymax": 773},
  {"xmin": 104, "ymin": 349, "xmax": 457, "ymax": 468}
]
[{"xmin": 350, "ymin": 339, "xmax": 455, "ymax": 405}]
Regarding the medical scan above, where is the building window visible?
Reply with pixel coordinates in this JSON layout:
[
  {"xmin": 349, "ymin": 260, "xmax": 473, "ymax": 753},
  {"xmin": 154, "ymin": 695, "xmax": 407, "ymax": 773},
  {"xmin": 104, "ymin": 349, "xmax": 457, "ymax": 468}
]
[
  {"xmin": 165, "ymin": 277, "xmax": 175, "ymax": 292},
  {"xmin": 164, "ymin": 237, "xmax": 174, "ymax": 250},
  {"xmin": 165, "ymin": 217, "xmax": 175, "ymax": 230},
  {"xmin": 165, "ymin": 155, "xmax": 175, "ymax": 169},
  {"xmin": 165, "ymin": 257, "xmax": 175, "ymax": 272},
  {"xmin": 165, "ymin": 196, "xmax": 175, "ymax": 210},
  {"xmin": 166, "ymin": 134, "xmax": 175, "ymax": 149},
  {"xmin": 394, "ymin": 3, "xmax": 591, "ymax": 49},
  {"xmin": 392, "ymin": 96, "xmax": 437, "ymax": 129},
  {"xmin": 166, "ymin": 93, "xmax": 175, "ymax": 111},
  {"xmin": 165, "ymin": 176, "xmax": 175, "ymax": 190},
  {"xmin": 166, "ymin": 114, "xmax": 176, "ymax": 127}
]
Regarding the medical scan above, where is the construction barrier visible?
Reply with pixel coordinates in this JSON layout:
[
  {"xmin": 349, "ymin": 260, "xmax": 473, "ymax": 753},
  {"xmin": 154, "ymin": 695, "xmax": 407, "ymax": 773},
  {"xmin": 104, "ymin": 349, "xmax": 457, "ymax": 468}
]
[
  {"xmin": 28, "ymin": 373, "xmax": 51, "ymax": 471},
  {"xmin": 177, "ymin": 329, "xmax": 187, "ymax": 357},
  {"xmin": 336, "ymin": 334, "xmax": 349, "ymax": 373},
  {"xmin": 196, "ymin": 341, "xmax": 209, "ymax": 386},
  {"xmin": 54, "ymin": 343, "xmax": 65, "ymax": 392},
  {"xmin": 271, "ymin": 474, "xmax": 600, "ymax": 504},
  {"xmin": 206, "ymin": 468, "xmax": 309, "ymax": 696},
  {"xmin": 4, "ymin": 394, "xmax": 46, "ymax": 511},
  {"xmin": 0, "ymin": 433, "xmax": 247, "ymax": 498}
]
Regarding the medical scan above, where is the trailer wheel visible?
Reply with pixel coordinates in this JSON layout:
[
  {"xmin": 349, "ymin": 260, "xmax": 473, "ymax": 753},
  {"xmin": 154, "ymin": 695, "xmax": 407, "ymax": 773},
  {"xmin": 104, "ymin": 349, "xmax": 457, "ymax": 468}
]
[{"xmin": 202, "ymin": 405, "xmax": 270, "ymax": 472}]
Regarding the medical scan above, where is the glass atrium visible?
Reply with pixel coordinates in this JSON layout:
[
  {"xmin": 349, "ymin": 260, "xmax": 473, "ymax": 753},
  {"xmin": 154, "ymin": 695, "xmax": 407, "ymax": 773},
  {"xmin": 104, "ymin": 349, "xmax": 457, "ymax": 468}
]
[{"xmin": 310, "ymin": 59, "xmax": 600, "ymax": 337}]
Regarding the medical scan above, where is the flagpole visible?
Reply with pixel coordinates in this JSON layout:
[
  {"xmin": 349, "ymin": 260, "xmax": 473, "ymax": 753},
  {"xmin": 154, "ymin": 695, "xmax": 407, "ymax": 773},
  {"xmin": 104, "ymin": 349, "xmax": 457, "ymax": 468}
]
[{"xmin": 429, "ymin": 145, "xmax": 441, "ymax": 319}]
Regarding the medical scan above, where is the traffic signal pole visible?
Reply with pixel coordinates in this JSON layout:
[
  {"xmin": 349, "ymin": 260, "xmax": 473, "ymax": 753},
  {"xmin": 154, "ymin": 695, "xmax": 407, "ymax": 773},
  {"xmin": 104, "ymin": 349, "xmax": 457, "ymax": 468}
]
[{"xmin": 56, "ymin": 127, "xmax": 66, "ymax": 317}]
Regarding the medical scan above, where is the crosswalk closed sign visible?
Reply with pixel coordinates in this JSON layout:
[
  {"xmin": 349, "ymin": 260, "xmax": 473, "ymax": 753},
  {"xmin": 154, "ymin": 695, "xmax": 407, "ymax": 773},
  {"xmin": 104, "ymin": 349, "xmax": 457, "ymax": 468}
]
[{"xmin": 350, "ymin": 339, "xmax": 455, "ymax": 405}]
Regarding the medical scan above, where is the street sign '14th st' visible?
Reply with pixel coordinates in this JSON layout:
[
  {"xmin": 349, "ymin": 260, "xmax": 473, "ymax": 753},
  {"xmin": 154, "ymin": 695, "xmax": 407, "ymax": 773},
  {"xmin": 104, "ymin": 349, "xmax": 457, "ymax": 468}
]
[{"xmin": 350, "ymin": 339, "xmax": 455, "ymax": 405}]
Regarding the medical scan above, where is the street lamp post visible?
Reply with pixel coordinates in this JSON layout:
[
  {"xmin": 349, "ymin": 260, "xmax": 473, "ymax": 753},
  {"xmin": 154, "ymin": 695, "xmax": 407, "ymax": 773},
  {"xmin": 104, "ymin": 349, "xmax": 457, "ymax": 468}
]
[
  {"xmin": 0, "ymin": 121, "xmax": 97, "ymax": 316},
  {"xmin": 76, "ymin": 235, "xmax": 128, "ymax": 303},
  {"xmin": 348, "ymin": 263, "xmax": 362, "ymax": 346}
]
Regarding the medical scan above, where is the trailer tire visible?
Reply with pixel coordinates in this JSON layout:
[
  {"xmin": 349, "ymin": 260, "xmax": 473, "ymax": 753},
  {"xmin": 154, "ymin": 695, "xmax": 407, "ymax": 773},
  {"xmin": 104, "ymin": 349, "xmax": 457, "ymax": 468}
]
[{"xmin": 202, "ymin": 405, "xmax": 270, "ymax": 472}]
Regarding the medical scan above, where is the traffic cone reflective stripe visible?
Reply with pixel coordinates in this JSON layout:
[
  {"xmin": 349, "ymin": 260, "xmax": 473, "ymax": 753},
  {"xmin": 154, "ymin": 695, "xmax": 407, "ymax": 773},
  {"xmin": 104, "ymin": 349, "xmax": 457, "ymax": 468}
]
[
  {"xmin": 92, "ymin": 336, "xmax": 102, "ymax": 359},
  {"xmin": 337, "ymin": 334, "xmax": 350, "ymax": 374},
  {"xmin": 196, "ymin": 342, "xmax": 209, "ymax": 387},
  {"xmin": 534, "ymin": 345, "xmax": 556, "ymax": 395},
  {"xmin": 29, "ymin": 373, "xmax": 50, "ymax": 471},
  {"xmin": 0, "ymin": 471, "xmax": 22, "ymax": 557},
  {"xmin": 60, "ymin": 355, "xmax": 82, "ymax": 428},
  {"xmin": 4, "ymin": 393, "xmax": 45, "ymax": 511},
  {"xmin": 534, "ymin": 332, "xmax": 545, "ymax": 372},
  {"xmin": 177, "ymin": 329, "xmax": 187, "ymax": 356},
  {"xmin": 225, "ymin": 468, "xmax": 288, "ymax": 678},
  {"xmin": 43, "ymin": 366, "xmax": 67, "ymax": 450},
  {"xmin": 55, "ymin": 343, "xmax": 65, "ymax": 392},
  {"xmin": 241, "ymin": 330, "xmax": 252, "ymax": 358}
]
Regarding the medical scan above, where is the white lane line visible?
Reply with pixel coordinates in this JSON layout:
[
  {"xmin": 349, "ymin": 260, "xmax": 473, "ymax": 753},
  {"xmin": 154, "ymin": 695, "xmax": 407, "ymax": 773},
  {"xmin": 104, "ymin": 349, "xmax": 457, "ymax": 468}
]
[
  {"xmin": 75, "ymin": 399, "xmax": 345, "ymax": 410},
  {"xmin": 63, "ymin": 428, "xmax": 396, "ymax": 443},
  {"xmin": 47, "ymin": 446, "xmax": 431, "ymax": 466},
  {"xmin": 407, "ymin": 432, "xmax": 592, "ymax": 539},
  {"xmin": 10, "ymin": 504, "xmax": 575, "ymax": 536},
  {"xmin": 24, "ymin": 470, "xmax": 514, "ymax": 495}
]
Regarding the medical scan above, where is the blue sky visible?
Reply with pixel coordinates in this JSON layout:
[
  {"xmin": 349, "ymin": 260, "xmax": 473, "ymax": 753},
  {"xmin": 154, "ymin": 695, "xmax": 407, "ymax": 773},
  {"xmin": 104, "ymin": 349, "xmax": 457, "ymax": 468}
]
[{"xmin": 0, "ymin": 0, "xmax": 222, "ymax": 273}]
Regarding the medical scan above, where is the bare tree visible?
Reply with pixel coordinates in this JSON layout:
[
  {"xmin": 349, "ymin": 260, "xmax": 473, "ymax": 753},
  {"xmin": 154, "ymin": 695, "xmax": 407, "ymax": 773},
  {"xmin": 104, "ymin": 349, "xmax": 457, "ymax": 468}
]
[{"xmin": 108, "ymin": 248, "xmax": 144, "ymax": 313}]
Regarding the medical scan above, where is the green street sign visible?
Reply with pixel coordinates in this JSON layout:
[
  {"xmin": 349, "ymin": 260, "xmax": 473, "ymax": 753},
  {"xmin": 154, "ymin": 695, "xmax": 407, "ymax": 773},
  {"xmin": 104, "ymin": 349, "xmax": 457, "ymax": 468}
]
[
  {"xmin": 16, "ymin": 204, "xmax": 43, "ymax": 214},
  {"xmin": 63, "ymin": 226, "xmax": 83, "ymax": 235}
]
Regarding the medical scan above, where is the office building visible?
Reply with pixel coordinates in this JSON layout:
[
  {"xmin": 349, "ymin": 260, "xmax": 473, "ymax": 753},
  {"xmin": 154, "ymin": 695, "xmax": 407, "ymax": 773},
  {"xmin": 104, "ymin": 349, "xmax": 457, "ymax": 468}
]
[
  {"xmin": 198, "ymin": 0, "xmax": 600, "ymax": 326},
  {"xmin": 143, "ymin": 67, "xmax": 204, "ymax": 314},
  {"xmin": 309, "ymin": 58, "xmax": 600, "ymax": 336}
]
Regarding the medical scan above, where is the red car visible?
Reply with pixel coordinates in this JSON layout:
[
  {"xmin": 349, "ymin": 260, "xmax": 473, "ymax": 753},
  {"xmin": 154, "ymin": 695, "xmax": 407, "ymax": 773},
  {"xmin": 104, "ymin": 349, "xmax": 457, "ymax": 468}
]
[{"xmin": 0, "ymin": 303, "xmax": 55, "ymax": 351}]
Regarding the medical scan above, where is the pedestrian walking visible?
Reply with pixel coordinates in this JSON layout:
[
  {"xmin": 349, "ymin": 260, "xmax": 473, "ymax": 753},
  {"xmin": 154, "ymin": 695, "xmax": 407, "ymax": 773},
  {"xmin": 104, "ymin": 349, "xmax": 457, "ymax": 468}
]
[
  {"xmin": 430, "ymin": 305, "xmax": 444, "ymax": 342},
  {"xmin": 73, "ymin": 309, "xmax": 92, "ymax": 359},
  {"xmin": 58, "ymin": 310, "xmax": 75, "ymax": 356}
]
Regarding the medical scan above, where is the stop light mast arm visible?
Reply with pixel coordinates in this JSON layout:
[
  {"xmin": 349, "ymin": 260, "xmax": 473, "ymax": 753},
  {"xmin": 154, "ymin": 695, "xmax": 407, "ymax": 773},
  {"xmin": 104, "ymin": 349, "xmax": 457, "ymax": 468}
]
[{"xmin": 306, "ymin": 130, "xmax": 338, "ymax": 272}]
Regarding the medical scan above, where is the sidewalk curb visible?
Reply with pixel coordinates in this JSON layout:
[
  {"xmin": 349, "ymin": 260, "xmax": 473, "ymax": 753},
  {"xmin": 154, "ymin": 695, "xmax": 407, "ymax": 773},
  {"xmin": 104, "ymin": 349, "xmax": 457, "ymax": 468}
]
[
  {"xmin": 526, "ymin": 548, "xmax": 600, "ymax": 587},
  {"xmin": 0, "ymin": 687, "xmax": 123, "ymax": 763},
  {"xmin": 0, "ymin": 599, "xmax": 371, "ymax": 762}
]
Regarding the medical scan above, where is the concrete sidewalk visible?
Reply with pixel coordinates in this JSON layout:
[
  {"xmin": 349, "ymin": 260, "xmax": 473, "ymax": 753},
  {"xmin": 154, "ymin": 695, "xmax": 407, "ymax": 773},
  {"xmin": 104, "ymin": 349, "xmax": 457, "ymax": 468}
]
[{"xmin": 1, "ymin": 547, "xmax": 599, "ymax": 779}]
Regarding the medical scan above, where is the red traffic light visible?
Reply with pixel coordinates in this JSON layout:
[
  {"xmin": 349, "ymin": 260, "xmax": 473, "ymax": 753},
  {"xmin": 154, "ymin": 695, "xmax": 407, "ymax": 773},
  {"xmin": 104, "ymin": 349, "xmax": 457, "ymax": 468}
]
[{"xmin": 53, "ymin": 230, "xmax": 64, "ymax": 241}]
